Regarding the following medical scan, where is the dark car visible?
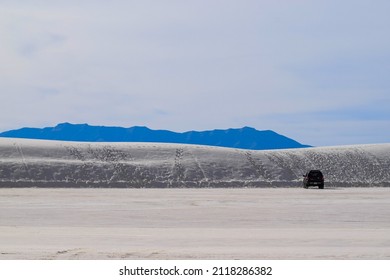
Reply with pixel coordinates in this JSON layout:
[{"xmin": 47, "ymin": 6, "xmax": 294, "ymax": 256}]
[{"xmin": 303, "ymin": 170, "xmax": 324, "ymax": 189}]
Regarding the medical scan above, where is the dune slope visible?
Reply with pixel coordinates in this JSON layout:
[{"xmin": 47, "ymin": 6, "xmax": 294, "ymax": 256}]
[{"xmin": 0, "ymin": 138, "xmax": 389, "ymax": 187}]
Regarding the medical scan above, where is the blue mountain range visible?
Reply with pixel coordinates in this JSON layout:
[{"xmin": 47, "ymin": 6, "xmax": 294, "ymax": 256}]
[{"xmin": 0, "ymin": 123, "xmax": 311, "ymax": 150}]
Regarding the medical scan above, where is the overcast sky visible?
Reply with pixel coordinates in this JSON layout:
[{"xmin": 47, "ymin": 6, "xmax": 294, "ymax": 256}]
[{"xmin": 0, "ymin": 0, "xmax": 389, "ymax": 146}]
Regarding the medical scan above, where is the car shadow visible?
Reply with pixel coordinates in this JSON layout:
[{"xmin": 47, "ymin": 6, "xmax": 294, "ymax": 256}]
[{"xmin": 303, "ymin": 186, "xmax": 342, "ymax": 190}]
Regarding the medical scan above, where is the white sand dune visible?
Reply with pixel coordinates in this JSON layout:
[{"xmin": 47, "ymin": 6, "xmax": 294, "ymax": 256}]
[
  {"xmin": 1, "ymin": 139, "xmax": 389, "ymax": 260},
  {"xmin": 0, "ymin": 138, "xmax": 389, "ymax": 187},
  {"xmin": 0, "ymin": 188, "xmax": 389, "ymax": 259}
]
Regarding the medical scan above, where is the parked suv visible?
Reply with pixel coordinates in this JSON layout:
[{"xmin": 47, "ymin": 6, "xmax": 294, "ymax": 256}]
[{"xmin": 303, "ymin": 170, "xmax": 324, "ymax": 189}]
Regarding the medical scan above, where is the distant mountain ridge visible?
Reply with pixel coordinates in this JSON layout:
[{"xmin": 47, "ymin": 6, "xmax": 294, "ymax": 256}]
[{"xmin": 0, "ymin": 123, "xmax": 311, "ymax": 150}]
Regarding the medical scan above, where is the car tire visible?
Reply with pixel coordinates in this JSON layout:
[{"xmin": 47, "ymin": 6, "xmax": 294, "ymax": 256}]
[{"xmin": 319, "ymin": 184, "xmax": 324, "ymax": 189}]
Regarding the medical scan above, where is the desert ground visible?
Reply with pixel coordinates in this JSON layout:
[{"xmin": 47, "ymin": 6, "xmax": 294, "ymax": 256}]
[{"xmin": 0, "ymin": 187, "xmax": 389, "ymax": 260}]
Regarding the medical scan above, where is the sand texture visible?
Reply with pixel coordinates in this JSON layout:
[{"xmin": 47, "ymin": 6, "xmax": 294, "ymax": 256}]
[
  {"xmin": 1, "ymin": 138, "xmax": 390, "ymax": 187},
  {"xmin": 1, "ymin": 188, "xmax": 389, "ymax": 259}
]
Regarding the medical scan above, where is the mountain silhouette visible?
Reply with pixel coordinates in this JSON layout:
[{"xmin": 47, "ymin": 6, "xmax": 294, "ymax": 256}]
[{"xmin": 0, "ymin": 123, "xmax": 311, "ymax": 150}]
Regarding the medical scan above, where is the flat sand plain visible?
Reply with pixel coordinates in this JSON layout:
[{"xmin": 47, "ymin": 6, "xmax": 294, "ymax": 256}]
[{"xmin": 0, "ymin": 187, "xmax": 389, "ymax": 259}]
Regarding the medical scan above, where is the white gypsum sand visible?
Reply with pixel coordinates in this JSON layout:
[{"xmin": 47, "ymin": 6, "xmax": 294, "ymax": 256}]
[
  {"xmin": 0, "ymin": 188, "xmax": 389, "ymax": 259},
  {"xmin": 0, "ymin": 138, "xmax": 390, "ymax": 187}
]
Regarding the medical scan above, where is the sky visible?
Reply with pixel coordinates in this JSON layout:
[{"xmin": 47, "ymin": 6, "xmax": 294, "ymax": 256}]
[{"xmin": 0, "ymin": 0, "xmax": 389, "ymax": 147}]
